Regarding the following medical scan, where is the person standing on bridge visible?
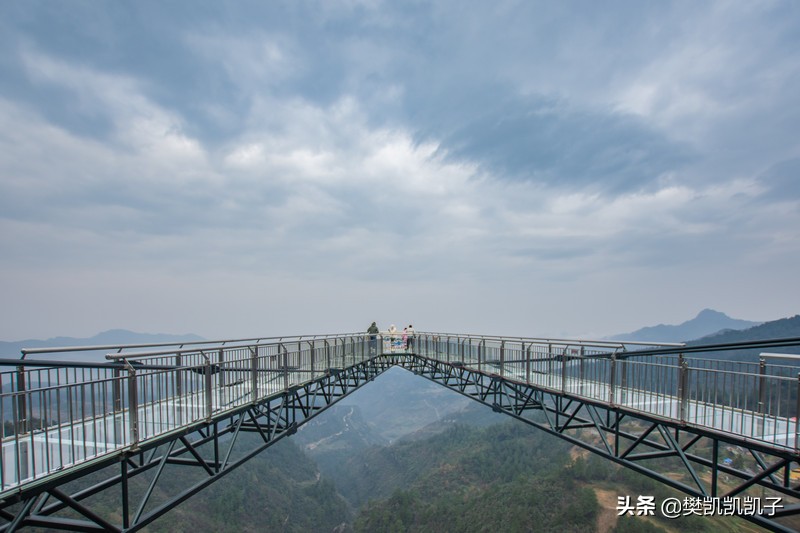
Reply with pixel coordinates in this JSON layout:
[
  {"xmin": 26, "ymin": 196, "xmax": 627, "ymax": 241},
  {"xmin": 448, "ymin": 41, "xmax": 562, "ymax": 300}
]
[
  {"xmin": 367, "ymin": 321, "xmax": 379, "ymax": 355},
  {"xmin": 406, "ymin": 324, "xmax": 415, "ymax": 352},
  {"xmin": 387, "ymin": 324, "xmax": 399, "ymax": 352}
]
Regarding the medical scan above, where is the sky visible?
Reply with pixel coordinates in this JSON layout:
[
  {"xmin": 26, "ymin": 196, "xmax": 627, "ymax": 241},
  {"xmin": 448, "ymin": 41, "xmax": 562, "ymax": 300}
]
[{"xmin": 1, "ymin": 1, "xmax": 799, "ymax": 341}]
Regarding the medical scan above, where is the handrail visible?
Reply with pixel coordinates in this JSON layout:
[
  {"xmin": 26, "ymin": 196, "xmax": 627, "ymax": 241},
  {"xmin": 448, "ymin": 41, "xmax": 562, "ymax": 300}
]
[
  {"xmin": 0, "ymin": 358, "xmax": 176, "ymax": 370},
  {"xmin": 761, "ymin": 352, "xmax": 800, "ymax": 361},
  {"xmin": 615, "ymin": 337, "xmax": 800, "ymax": 358},
  {"xmin": 19, "ymin": 331, "xmax": 365, "ymax": 359},
  {"xmin": 104, "ymin": 334, "xmax": 371, "ymax": 361},
  {"xmin": 0, "ymin": 357, "xmax": 306, "ymax": 374},
  {"xmin": 415, "ymin": 331, "xmax": 684, "ymax": 349}
]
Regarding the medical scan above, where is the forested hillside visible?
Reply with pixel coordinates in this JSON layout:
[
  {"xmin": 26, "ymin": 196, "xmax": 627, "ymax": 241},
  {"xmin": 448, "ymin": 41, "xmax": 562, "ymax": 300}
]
[
  {"xmin": 63, "ymin": 435, "xmax": 352, "ymax": 533},
  {"xmin": 351, "ymin": 422, "xmax": 597, "ymax": 532},
  {"xmin": 347, "ymin": 421, "xmax": 762, "ymax": 533},
  {"xmin": 146, "ymin": 437, "xmax": 351, "ymax": 532}
]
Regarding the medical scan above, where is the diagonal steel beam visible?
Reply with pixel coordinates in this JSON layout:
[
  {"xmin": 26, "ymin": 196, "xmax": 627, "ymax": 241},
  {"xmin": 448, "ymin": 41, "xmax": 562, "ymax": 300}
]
[
  {"xmin": 48, "ymin": 488, "xmax": 120, "ymax": 533},
  {"xmin": 133, "ymin": 440, "xmax": 177, "ymax": 525}
]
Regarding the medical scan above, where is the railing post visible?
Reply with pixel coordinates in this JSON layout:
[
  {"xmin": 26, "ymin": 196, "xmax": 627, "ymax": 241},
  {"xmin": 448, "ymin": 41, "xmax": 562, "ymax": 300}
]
[
  {"xmin": 479, "ymin": 339, "xmax": 484, "ymax": 372},
  {"xmin": 446, "ymin": 336, "xmax": 451, "ymax": 362},
  {"xmin": 524, "ymin": 343, "xmax": 531, "ymax": 384},
  {"xmin": 15, "ymin": 365, "xmax": 29, "ymax": 481},
  {"xmin": 608, "ymin": 353, "xmax": 616, "ymax": 407},
  {"xmin": 16, "ymin": 365, "xmax": 27, "ymax": 435},
  {"xmin": 620, "ymin": 356, "xmax": 628, "ymax": 405},
  {"xmin": 579, "ymin": 346, "xmax": 585, "ymax": 396},
  {"xmin": 500, "ymin": 341, "xmax": 505, "ymax": 377},
  {"xmin": 758, "ymin": 356, "xmax": 766, "ymax": 414},
  {"xmin": 174, "ymin": 353, "xmax": 184, "ymax": 402},
  {"xmin": 324, "ymin": 340, "xmax": 330, "ymax": 371},
  {"xmin": 339, "ymin": 338, "xmax": 345, "ymax": 367},
  {"xmin": 250, "ymin": 347, "xmax": 259, "ymax": 402},
  {"xmin": 217, "ymin": 348, "xmax": 225, "ymax": 388},
  {"xmin": 678, "ymin": 354, "xmax": 689, "ymax": 424},
  {"xmin": 795, "ymin": 373, "xmax": 800, "ymax": 453},
  {"xmin": 127, "ymin": 363, "xmax": 139, "ymax": 449},
  {"xmin": 561, "ymin": 347, "xmax": 568, "ymax": 394},
  {"xmin": 283, "ymin": 344, "xmax": 290, "ymax": 390},
  {"xmin": 202, "ymin": 352, "xmax": 213, "ymax": 422},
  {"xmin": 113, "ymin": 367, "xmax": 122, "ymax": 413},
  {"xmin": 309, "ymin": 341, "xmax": 315, "ymax": 379}
]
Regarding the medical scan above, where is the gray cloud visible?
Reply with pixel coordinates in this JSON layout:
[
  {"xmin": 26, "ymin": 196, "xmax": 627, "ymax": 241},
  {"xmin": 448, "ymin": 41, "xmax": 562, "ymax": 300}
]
[
  {"xmin": 0, "ymin": 1, "xmax": 799, "ymax": 340},
  {"xmin": 756, "ymin": 158, "xmax": 800, "ymax": 201},
  {"xmin": 427, "ymin": 94, "xmax": 697, "ymax": 192}
]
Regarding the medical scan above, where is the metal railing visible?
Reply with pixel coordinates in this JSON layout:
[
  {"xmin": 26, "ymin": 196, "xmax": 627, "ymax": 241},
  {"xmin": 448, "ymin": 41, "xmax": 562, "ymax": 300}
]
[
  {"xmin": 0, "ymin": 332, "xmax": 377, "ymax": 494},
  {"xmin": 3, "ymin": 330, "xmax": 800, "ymax": 497},
  {"xmin": 413, "ymin": 333, "xmax": 800, "ymax": 452}
]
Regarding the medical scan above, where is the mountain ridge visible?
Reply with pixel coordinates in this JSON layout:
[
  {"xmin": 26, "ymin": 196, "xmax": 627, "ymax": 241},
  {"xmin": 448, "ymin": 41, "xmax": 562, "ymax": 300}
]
[
  {"xmin": 0, "ymin": 329, "xmax": 205, "ymax": 358},
  {"xmin": 610, "ymin": 308, "xmax": 762, "ymax": 343}
]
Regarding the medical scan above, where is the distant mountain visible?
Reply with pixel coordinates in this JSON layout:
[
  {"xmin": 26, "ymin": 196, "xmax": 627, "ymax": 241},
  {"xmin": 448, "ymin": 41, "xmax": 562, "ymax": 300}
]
[
  {"xmin": 0, "ymin": 329, "xmax": 205, "ymax": 358},
  {"xmin": 610, "ymin": 309, "xmax": 761, "ymax": 343},
  {"xmin": 682, "ymin": 314, "xmax": 800, "ymax": 363},
  {"xmin": 691, "ymin": 314, "xmax": 800, "ymax": 344}
]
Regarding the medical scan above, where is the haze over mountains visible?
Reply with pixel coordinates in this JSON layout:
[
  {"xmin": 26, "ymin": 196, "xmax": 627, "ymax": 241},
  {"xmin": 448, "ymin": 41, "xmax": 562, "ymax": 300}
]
[
  {"xmin": 0, "ymin": 308, "xmax": 770, "ymax": 356},
  {"xmin": 0, "ymin": 329, "xmax": 204, "ymax": 358},
  {"xmin": 609, "ymin": 308, "xmax": 762, "ymax": 343}
]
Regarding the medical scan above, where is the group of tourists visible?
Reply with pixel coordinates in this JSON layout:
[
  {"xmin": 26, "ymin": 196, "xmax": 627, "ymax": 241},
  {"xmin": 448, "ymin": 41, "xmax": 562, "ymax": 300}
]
[{"xmin": 366, "ymin": 321, "xmax": 415, "ymax": 353}]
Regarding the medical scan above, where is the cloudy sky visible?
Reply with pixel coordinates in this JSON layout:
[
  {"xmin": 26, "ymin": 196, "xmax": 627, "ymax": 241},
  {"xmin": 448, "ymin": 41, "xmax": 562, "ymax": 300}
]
[{"xmin": 1, "ymin": 1, "xmax": 799, "ymax": 341}]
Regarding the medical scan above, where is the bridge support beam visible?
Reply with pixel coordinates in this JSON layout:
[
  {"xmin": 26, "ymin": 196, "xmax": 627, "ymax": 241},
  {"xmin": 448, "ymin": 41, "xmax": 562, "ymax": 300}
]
[
  {"xmin": 403, "ymin": 354, "xmax": 800, "ymax": 533},
  {"xmin": 0, "ymin": 358, "xmax": 388, "ymax": 533}
]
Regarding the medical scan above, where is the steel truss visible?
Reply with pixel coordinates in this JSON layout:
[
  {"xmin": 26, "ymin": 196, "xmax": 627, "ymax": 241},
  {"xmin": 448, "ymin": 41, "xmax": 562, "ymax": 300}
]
[
  {"xmin": 0, "ymin": 359, "xmax": 385, "ymax": 532},
  {"xmin": 392, "ymin": 353, "xmax": 800, "ymax": 533},
  {"xmin": 3, "ymin": 353, "xmax": 800, "ymax": 532}
]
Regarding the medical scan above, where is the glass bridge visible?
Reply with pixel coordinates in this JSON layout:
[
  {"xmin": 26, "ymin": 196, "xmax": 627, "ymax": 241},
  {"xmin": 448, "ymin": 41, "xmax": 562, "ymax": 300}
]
[{"xmin": 1, "ymin": 331, "xmax": 800, "ymax": 532}]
